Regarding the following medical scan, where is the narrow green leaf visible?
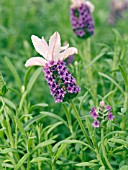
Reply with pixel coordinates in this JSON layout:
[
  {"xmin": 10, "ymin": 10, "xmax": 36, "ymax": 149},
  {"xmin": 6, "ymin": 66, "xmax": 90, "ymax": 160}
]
[
  {"xmin": 24, "ymin": 67, "xmax": 33, "ymax": 90},
  {"xmin": 109, "ymin": 138, "xmax": 128, "ymax": 146},
  {"xmin": 86, "ymin": 52, "xmax": 105, "ymax": 68},
  {"xmin": 105, "ymin": 131, "xmax": 126, "ymax": 138},
  {"xmin": 19, "ymin": 91, "xmax": 27, "ymax": 110},
  {"xmin": 2, "ymin": 163, "xmax": 14, "ymax": 169},
  {"xmin": 33, "ymin": 140, "xmax": 56, "ymax": 151},
  {"xmin": 99, "ymin": 72, "xmax": 125, "ymax": 95},
  {"xmin": 14, "ymin": 116, "xmax": 26, "ymax": 139},
  {"xmin": 119, "ymin": 65, "xmax": 128, "ymax": 87},
  {"xmin": 31, "ymin": 157, "xmax": 50, "ymax": 163},
  {"xmin": 0, "ymin": 148, "xmax": 17, "ymax": 154},
  {"xmin": 99, "ymin": 166, "xmax": 105, "ymax": 170},
  {"xmin": 5, "ymin": 57, "xmax": 22, "ymax": 89},
  {"xmin": 119, "ymin": 165, "xmax": 128, "ymax": 170},
  {"xmin": 0, "ymin": 97, "xmax": 16, "ymax": 110},
  {"xmin": 52, "ymin": 139, "xmax": 94, "ymax": 153},
  {"xmin": 27, "ymin": 67, "xmax": 42, "ymax": 92},
  {"xmin": 15, "ymin": 153, "xmax": 29, "ymax": 170},
  {"xmin": 46, "ymin": 122, "xmax": 63, "ymax": 138},
  {"xmin": 28, "ymin": 103, "xmax": 48, "ymax": 113},
  {"xmin": 23, "ymin": 114, "xmax": 46, "ymax": 130},
  {"xmin": 75, "ymin": 162, "xmax": 97, "ymax": 167},
  {"xmin": 40, "ymin": 112, "xmax": 68, "ymax": 128}
]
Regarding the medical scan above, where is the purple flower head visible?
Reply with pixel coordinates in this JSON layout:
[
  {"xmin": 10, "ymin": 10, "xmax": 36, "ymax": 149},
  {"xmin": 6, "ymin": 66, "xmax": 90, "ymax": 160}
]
[
  {"xmin": 43, "ymin": 60, "xmax": 80, "ymax": 103},
  {"xmin": 25, "ymin": 32, "xmax": 79, "ymax": 103},
  {"xmin": 92, "ymin": 120, "xmax": 99, "ymax": 128},
  {"xmin": 70, "ymin": 1, "xmax": 95, "ymax": 39},
  {"xmin": 107, "ymin": 112, "xmax": 114, "ymax": 121}
]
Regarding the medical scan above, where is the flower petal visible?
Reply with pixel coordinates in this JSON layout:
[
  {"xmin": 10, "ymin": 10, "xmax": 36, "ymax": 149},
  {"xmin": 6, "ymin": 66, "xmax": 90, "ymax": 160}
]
[
  {"xmin": 31, "ymin": 35, "xmax": 49, "ymax": 60},
  {"xmin": 25, "ymin": 57, "xmax": 47, "ymax": 67},
  {"xmin": 85, "ymin": 1, "xmax": 95, "ymax": 13},
  {"xmin": 59, "ymin": 47, "xmax": 78, "ymax": 60},
  {"xmin": 71, "ymin": 0, "xmax": 85, "ymax": 8},
  {"xmin": 60, "ymin": 43, "xmax": 69, "ymax": 52},
  {"xmin": 49, "ymin": 32, "xmax": 61, "ymax": 62}
]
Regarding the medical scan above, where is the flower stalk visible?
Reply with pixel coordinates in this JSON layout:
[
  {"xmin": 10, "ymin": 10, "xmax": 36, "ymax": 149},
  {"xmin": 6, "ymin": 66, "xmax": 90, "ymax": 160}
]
[
  {"xmin": 101, "ymin": 128, "xmax": 113, "ymax": 170},
  {"xmin": 70, "ymin": 100, "xmax": 92, "ymax": 146}
]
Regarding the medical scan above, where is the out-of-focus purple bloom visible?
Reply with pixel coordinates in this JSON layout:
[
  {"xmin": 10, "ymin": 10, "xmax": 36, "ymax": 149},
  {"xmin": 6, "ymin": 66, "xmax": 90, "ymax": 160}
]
[
  {"xmin": 66, "ymin": 55, "xmax": 75, "ymax": 66},
  {"xmin": 108, "ymin": 0, "xmax": 128, "ymax": 24},
  {"xmin": 107, "ymin": 112, "xmax": 114, "ymax": 120},
  {"xmin": 106, "ymin": 105, "xmax": 111, "ymax": 111},
  {"xmin": 70, "ymin": 0, "xmax": 95, "ymax": 39},
  {"xmin": 92, "ymin": 120, "xmax": 99, "ymax": 128},
  {"xmin": 92, "ymin": 111, "xmax": 98, "ymax": 119},
  {"xmin": 90, "ymin": 107, "xmax": 96, "ymax": 114},
  {"xmin": 89, "ymin": 101, "xmax": 114, "ymax": 128}
]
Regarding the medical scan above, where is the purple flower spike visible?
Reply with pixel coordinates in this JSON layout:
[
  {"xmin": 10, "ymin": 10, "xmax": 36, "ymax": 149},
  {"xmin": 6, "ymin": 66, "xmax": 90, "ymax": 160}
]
[
  {"xmin": 92, "ymin": 120, "xmax": 99, "ymax": 128},
  {"xmin": 107, "ymin": 112, "xmax": 114, "ymax": 121},
  {"xmin": 70, "ymin": 1, "xmax": 94, "ymax": 39},
  {"xmin": 90, "ymin": 101, "xmax": 114, "ymax": 128},
  {"xmin": 43, "ymin": 60, "xmax": 80, "ymax": 102}
]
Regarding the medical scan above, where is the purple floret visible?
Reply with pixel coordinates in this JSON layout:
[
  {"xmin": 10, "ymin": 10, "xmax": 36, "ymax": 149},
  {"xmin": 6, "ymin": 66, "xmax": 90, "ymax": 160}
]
[{"xmin": 92, "ymin": 120, "xmax": 99, "ymax": 128}]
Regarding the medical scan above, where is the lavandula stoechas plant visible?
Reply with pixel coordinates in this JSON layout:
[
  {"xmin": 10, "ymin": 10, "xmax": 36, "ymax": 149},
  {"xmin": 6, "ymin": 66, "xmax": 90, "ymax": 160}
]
[
  {"xmin": 70, "ymin": 0, "xmax": 95, "ymax": 38},
  {"xmin": 25, "ymin": 32, "xmax": 80, "ymax": 103},
  {"xmin": 90, "ymin": 101, "xmax": 114, "ymax": 128}
]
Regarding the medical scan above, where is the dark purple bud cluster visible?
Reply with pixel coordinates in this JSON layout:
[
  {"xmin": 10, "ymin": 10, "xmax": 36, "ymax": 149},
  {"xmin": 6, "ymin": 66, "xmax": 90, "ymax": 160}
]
[
  {"xmin": 70, "ymin": 3, "xmax": 94, "ymax": 38},
  {"xmin": 43, "ymin": 60, "xmax": 80, "ymax": 103},
  {"xmin": 89, "ymin": 101, "xmax": 114, "ymax": 128}
]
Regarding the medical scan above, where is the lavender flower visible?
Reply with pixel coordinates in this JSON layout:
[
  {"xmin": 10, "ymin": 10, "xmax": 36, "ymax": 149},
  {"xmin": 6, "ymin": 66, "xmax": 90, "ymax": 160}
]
[
  {"xmin": 92, "ymin": 120, "xmax": 99, "ymax": 128},
  {"xmin": 89, "ymin": 101, "xmax": 114, "ymax": 128},
  {"xmin": 70, "ymin": 0, "xmax": 95, "ymax": 38},
  {"xmin": 107, "ymin": 112, "xmax": 114, "ymax": 120},
  {"xmin": 25, "ymin": 32, "xmax": 80, "ymax": 103}
]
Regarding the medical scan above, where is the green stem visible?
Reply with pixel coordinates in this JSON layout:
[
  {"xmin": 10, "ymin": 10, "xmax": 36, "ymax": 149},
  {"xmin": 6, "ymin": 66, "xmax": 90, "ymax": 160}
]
[
  {"xmin": 63, "ymin": 103, "xmax": 74, "ymax": 137},
  {"xmin": 52, "ymin": 161, "xmax": 56, "ymax": 170},
  {"xmin": 101, "ymin": 128, "xmax": 113, "ymax": 170},
  {"xmin": 85, "ymin": 38, "xmax": 93, "ymax": 83},
  {"xmin": 84, "ymin": 39, "xmax": 96, "ymax": 101},
  {"xmin": 86, "ymin": 118, "xmax": 104, "ymax": 166},
  {"xmin": 70, "ymin": 100, "xmax": 92, "ymax": 146}
]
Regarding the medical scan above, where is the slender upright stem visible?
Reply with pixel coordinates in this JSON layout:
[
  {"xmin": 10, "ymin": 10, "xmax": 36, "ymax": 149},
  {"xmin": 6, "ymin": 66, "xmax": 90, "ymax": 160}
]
[
  {"xmin": 86, "ymin": 118, "xmax": 104, "ymax": 166},
  {"xmin": 84, "ymin": 39, "xmax": 96, "ymax": 101},
  {"xmin": 70, "ymin": 100, "xmax": 92, "ymax": 146},
  {"xmin": 101, "ymin": 128, "xmax": 113, "ymax": 170},
  {"xmin": 63, "ymin": 103, "xmax": 74, "ymax": 137}
]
